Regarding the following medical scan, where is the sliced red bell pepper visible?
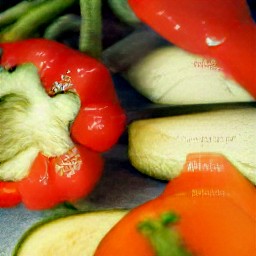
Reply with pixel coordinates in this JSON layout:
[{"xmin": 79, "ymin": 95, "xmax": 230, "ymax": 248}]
[
  {"xmin": 128, "ymin": 0, "xmax": 256, "ymax": 97},
  {"xmin": 0, "ymin": 38, "xmax": 126, "ymax": 152}
]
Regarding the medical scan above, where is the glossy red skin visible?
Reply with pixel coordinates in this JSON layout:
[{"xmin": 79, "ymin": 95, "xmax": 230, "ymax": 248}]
[
  {"xmin": 128, "ymin": 0, "xmax": 256, "ymax": 97},
  {"xmin": 0, "ymin": 182, "xmax": 21, "ymax": 208},
  {"xmin": 0, "ymin": 38, "xmax": 126, "ymax": 152},
  {"xmin": 50, "ymin": 145, "xmax": 104, "ymax": 202},
  {"xmin": 95, "ymin": 194, "xmax": 256, "ymax": 256},
  {"xmin": 18, "ymin": 146, "xmax": 104, "ymax": 210},
  {"xmin": 95, "ymin": 153, "xmax": 256, "ymax": 256},
  {"xmin": 0, "ymin": 39, "xmax": 119, "ymax": 209},
  {"xmin": 162, "ymin": 153, "xmax": 256, "ymax": 221},
  {"xmin": 18, "ymin": 153, "xmax": 60, "ymax": 210},
  {"xmin": 71, "ymin": 103, "xmax": 126, "ymax": 152}
]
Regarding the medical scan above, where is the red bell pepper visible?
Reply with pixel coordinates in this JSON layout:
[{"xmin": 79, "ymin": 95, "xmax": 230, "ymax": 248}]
[
  {"xmin": 0, "ymin": 182, "xmax": 21, "ymax": 208},
  {"xmin": 0, "ymin": 38, "xmax": 126, "ymax": 152},
  {"xmin": 0, "ymin": 39, "xmax": 126, "ymax": 210},
  {"xmin": 128, "ymin": 0, "xmax": 256, "ymax": 97},
  {"xmin": 94, "ymin": 153, "xmax": 256, "ymax": 256},
  {"xmin": 18, "ymin": 145, "xmax": 104, "ymax": 210},
  {"xmin": 162, "ymin": 153, "xmax": 256, "ymax": 221}
]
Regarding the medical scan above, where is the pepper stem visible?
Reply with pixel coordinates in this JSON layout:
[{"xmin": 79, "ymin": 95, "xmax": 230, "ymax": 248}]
[
  {"xmin": 0, "ymin": 0, "xmax": 76, "ymax": 42},
  {"xmin": 44, "ymin": 14, "xmax": 81, "ymax": 40},
  {"xmin": 79, "ymin": 0, "xmax": 102, "ymax": 59},
  {"xmin": 108, "ymin": 0, "xmax": 139, "ymax": 26},
  {"xmin": 138, "ymin": 212, "xmax": 192, "ymax": 256},
  {"xmin": 0, "ymin": 0, "xmax": 46, "ymax": 28}
]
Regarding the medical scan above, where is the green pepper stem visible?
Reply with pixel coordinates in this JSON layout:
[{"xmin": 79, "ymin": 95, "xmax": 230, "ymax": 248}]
[
  {"xmin": 108, "ymin": 0, "xmax": 139, "ymax": 26},
  {"xmin": 79, "ymin": 0, "xmax": 102, "ymax": 59},
  {"xmin": 44, "ymin": 14, "xmax": 81, "ymax": 40},
  {"xmin": 138, "ymin": 212, "xmax": 192, "ymax": 256},
  {"xmin": 0, "ymin": 0, "xmax": 76, "ymax": 42},
  {"xmin": 0, "ymin": 0, "xmax": 46, "ymax": 28}
]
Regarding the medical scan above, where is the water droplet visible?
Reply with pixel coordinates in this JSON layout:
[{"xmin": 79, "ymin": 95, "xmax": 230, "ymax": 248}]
[{"xmin": 206, "ymin": 37, "xmax": 225, "ymax": 47}]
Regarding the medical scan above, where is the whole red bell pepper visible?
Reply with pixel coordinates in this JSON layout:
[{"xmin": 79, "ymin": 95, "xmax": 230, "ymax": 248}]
[
  {"xmin": 128, "ymin": 0, "xmax": 256, "ymax": 98},
  {"xmin": 0, "ymin": 38, "xmax": 126, "ymax": 152},
  {"xmin": 0, "ymin": 39, "xmax": 126, "ymax": 210}
]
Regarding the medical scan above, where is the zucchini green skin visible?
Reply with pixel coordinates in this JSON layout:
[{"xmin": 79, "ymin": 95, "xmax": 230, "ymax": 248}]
[{"xmin": 13, "ymin": 210, "xmax": 128, "ymax": 256}]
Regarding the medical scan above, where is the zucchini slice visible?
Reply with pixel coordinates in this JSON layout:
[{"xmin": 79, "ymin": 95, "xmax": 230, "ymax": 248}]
[
  {"xmin": 128, "ymin": 108, "xmax": 256, "ymax": 184},
  {"xmin": 13, "ymin": 210, "xmax": 127, "ymax": 256}
]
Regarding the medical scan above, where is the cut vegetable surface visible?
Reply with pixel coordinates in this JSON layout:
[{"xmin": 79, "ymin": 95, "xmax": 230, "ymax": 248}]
[
  {"xmin": 13, "ymin": 210, "xmax": 127, "ymax": 256},
  {"xmin": 129, "ymin": 108, "xmax": 256, "ymax": 184},
  {"xmin": 0, "ymin": 63, "xmax": 80, "ymax": 181},
  {"xmin": 0, "ymin": 38, "xmax": 126, "ymax": 152},
  {"xmin": 126, "ymin": 46, "xmax": 253, "ymax": 104},
  {"xmin": 95, "ymin": 158, "xmax": 256, "ymax": 256},
  {"xmin": 0, "ymin": 38, "xmax": 126, "ymax": 210},
  {"xmin": 18, "ymin": 145, "xmax": 104, "ymax": 210},
  {"xmin": 162, "ymin": 153, "xmax": 256, "ymax": 221},
  {"xmin": 0, "ymin": 63, "xmax": 104, "ymax": 210},
  {"xmin": 128, "ymin": 0, "xmax": 256, "ymax": 98},
  {"xmin": 95, "ymin": 199, "xmax": 255, "ymax": 256}
]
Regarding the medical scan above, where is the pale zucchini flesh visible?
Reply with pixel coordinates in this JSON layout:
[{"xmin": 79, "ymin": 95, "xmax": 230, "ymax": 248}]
[
  {"xmin": 13, "ymin": 210, "xmax": 127, "ymax": 256},
  {"xmin": 129, "ymin": 108, "xmax": 256, "ymax": 184},
  {"xmin": 126, "ymin": 46, "xmax": 253, "ymax": 105}
]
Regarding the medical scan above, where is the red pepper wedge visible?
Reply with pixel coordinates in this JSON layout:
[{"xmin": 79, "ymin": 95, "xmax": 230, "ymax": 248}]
[
  {"xmin": 0, "ymin": 38, "xmax": 126, "ymax": 152},
  {"xmin": 95, "ymin": 154, "xmax": 256, "ymax": 256},
  {"xmin": 162, "ymin": 153, "xmax": 256, "ymax": 220},
  {"xmin": 128, "ymin": 0, "xmax": 256, "ymax": 97},
  {"xmin": 18, "ymin": 145, "xmax": 104, "ymax": 210}
]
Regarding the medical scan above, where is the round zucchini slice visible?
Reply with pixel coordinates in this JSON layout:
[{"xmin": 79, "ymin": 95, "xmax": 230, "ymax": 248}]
[{"xmin": 13, "ymin": 210, "xmax": 127, "ymax": 256}]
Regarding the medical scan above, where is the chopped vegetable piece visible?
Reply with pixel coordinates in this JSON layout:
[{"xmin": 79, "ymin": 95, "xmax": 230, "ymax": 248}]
[
  {"xmin": 0, "ymin": 63, "xmax": 104, "ymax": 209},
  {"xmin": 18, "ymin": 145, "xmax": 104, "ymax": 210},
  {"xmin": 128, "ymin": 0, "xmax": 256, "ymax": 98},
  {"xmin": 0, "ymin": 38, "xmax": 126, "ymax": 152},
  {"xmin": 13, "ymin": 210, "xmax": 127, "ymax": 256},
  {"xmin": 0, "ymin": 64, "xmax": 79, "ymax": 181},
  {"xmin": 162, "ymin": 153, "xmax": 256, "ymax": 221},
  {"xmin": 128, "ymin": 108, "xmax": 256, "ymax": 184},
  {"xmin": 95, "ymin": 153, "xmax": 256, "ymax": 255},
  {"xmin": 126, "ymin": 46, "xmax": 253, "ymax": 104}
]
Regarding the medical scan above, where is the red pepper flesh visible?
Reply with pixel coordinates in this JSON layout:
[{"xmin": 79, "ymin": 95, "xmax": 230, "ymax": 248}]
[
  {"xmin": 0, "ymin": 40, "xmax": 115, "ymax": 209},
  {"xmin": 0, "ymin": 39, "xmax": 126, "ymax": 152},
  {"xmin": 0, "ymin": 182, "xmax": 21, "ymax": 208},
  {"xmin": 49, "ymin": 145, "xmax": 104, "ymax": 203},
  {"xmin": 18, "ymin": 153, "xmax": 61, "ymax": 210},
  {"xmin": 162, "ymin": 153, "xmax": 256, "ymax": 221},
  {"xmin": 18, "ymin": 145, "xmax": 104, "ymax": 210},
  {"xmin": 128, "ymin": 0, "xmax": 256, "ymax": 97},
  {"xmin": 95, "ymin": 153, "xmax": 256, "ymax": 256}
]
